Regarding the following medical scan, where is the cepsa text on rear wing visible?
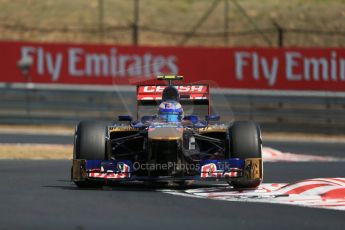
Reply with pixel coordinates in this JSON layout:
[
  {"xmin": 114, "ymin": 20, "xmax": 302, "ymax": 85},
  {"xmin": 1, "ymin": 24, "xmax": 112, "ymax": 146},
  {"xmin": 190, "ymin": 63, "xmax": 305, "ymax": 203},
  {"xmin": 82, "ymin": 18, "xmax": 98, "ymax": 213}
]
[{"xmin": 137, "ymin": 85, "xmax": 209, "ymax": 101}]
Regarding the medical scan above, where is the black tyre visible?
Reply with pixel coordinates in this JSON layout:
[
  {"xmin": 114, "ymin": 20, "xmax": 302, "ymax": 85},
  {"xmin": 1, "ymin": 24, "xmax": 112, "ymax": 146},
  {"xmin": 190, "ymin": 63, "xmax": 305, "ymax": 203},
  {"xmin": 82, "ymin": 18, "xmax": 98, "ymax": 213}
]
[
  {"xmin": 228, "ymin": 121, "xmax": 263, "ymax": 189},
  {"xmin": 74, "ymin": 121, "xmax": 108, "ymax": 160},
  {"xmin": 73, "ymin": 121, "xmax": 108, "ymax": 188}
]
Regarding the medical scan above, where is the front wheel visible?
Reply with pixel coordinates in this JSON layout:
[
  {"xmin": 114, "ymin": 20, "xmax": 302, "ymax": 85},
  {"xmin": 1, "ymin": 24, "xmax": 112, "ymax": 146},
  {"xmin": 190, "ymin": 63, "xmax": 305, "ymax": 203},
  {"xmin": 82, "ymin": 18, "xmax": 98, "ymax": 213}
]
[
  {"xmin": 74, "ymin": 121, "xmax": 109, "ymax": 160},
  {"xmin": 227, "ymin": 121, "xmax": 263, "ymax": 189},
  {"xmin": 72, "ymin": 121, "xmax": 109, "ymax": 188}
]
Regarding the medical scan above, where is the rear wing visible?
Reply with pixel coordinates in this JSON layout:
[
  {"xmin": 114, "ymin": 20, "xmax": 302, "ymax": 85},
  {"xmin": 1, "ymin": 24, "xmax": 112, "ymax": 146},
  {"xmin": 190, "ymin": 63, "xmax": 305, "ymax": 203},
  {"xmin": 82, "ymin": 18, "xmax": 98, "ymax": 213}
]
[
  {"xmin": 136, "ymin": 84, "xmax": 210, "ymax": 119},
  {"xmin": 137, "ymin": 84, "xmax": 209, "ymax": 101}
]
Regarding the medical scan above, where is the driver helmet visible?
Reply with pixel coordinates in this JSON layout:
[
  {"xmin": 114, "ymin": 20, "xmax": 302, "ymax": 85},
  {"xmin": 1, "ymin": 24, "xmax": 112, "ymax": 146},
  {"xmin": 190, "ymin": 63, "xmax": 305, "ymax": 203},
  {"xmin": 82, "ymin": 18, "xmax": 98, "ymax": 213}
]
[{"xmin": 158, "ymin": 101, "xmax": 184, "ymax": 122}]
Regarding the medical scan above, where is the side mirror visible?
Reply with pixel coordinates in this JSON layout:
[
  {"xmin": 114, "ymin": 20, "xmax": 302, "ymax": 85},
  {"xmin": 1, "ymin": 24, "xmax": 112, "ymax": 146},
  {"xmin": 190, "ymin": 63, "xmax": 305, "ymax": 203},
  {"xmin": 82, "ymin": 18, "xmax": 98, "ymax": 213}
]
[
  {"xmin": 118, "ymin": 115, "xmax": 133, "ymax": 122},
  {"xmin": 183, "ymin": 115, "xmax": 198, "ymax": 123},
  {"xmin": 205, "ymin": 114, "xmax": 220, "ymax": 122}
]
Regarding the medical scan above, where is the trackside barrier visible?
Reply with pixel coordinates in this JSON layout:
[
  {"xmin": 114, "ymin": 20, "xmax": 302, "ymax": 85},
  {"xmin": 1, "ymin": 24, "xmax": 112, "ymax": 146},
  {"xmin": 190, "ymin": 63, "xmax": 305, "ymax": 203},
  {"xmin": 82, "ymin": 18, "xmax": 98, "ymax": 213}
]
[{"xmin": 1, "ymin": 83, "xmax": 344, "ymax": 134}]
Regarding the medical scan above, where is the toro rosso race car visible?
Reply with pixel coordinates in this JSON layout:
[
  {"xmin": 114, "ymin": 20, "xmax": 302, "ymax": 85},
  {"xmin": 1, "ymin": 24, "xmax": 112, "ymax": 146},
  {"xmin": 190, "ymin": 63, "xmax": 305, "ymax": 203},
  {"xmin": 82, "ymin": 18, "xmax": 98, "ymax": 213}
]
[{"xmin": 72, "ymin": 76, "xmax": 263, "ymax": 188}]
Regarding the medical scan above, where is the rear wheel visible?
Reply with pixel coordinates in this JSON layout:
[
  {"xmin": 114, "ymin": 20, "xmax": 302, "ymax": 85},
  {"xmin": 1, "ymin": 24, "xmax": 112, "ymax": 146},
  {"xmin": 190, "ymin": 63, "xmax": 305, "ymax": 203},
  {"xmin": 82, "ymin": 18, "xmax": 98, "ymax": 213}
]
[
  {"xmin": 73, "ymin": 121, "xmax": 109, "ymax": 188},
  {"xmin": 227, "ymin": 121, "xmax": 263, "ymax": 189}
]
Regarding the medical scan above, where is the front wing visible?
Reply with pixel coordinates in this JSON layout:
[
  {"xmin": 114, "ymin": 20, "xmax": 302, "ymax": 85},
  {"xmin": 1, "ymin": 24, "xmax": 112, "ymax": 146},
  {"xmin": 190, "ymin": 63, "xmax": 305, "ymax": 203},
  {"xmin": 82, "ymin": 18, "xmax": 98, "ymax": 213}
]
[{"xmin": 71, "ymin": 158, "xmax": 262, "ymax": 183}]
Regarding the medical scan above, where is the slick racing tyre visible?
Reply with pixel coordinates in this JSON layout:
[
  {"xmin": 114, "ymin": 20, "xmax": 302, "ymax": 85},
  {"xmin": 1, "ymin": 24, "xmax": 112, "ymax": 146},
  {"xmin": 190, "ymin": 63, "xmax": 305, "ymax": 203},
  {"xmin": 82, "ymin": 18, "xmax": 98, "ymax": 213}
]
[
  {"xmin": 73, "ymin": 121, "xmax": 109, "ymax": 188},
  {"xmin": 74, "ymin": 121, "xmax": 109, "ymax": 160},
  {"xmin": 227, "ymin": 121, "xmax": 263, "ymax": 189}
]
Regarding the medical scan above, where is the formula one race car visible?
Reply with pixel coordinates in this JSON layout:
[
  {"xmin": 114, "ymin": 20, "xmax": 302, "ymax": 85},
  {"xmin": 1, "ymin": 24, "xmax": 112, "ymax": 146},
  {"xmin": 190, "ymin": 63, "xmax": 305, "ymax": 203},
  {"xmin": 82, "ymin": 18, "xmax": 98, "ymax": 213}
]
[{"xmin": 71, "ymin": 76, "xmax": 263, "ymax": 188}]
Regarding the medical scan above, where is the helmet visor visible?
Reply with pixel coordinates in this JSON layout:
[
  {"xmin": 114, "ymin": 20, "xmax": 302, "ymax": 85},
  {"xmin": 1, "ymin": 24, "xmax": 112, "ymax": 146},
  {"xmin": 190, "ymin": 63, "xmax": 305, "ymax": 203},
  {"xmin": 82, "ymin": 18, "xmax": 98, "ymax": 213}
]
[{"xmin": 159, "ymin": 114, "xmax": 181, "ymax": 122}]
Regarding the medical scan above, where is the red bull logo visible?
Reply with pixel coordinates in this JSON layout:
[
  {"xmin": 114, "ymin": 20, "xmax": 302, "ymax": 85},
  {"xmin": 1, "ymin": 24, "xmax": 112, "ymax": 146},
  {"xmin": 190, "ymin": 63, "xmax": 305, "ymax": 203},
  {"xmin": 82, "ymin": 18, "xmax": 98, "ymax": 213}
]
[
  {"xmin": 201, "ymin": 163, "xmax": 241, "ymax": 178},
  {"xmin": 89, "ymin": 163, "xmax": 131, "ymax": 179},
  {"xmin": 201, "ymin": 163, "xmax": 222, "ymax": 178}
]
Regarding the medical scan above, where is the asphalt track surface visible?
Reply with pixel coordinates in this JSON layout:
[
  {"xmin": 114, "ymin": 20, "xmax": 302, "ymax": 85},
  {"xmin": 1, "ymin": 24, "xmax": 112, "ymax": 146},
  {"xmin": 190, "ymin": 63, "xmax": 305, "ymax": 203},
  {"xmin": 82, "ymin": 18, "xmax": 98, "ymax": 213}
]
[
  {"xmin": 0, "ymin": 134, "xmax": 344, "ymax": 229},
  {"xmin": 0, "ymin": 133, "xmax": 73, "ymax": 145}
]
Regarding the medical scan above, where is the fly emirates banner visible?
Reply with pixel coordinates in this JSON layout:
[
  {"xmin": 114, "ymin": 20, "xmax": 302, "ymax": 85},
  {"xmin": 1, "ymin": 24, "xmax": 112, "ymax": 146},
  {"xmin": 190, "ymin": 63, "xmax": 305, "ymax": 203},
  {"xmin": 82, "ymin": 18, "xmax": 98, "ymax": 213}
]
[{"xmin": 1, "ymin": 41, "xmax": 345, "ymax": 91}]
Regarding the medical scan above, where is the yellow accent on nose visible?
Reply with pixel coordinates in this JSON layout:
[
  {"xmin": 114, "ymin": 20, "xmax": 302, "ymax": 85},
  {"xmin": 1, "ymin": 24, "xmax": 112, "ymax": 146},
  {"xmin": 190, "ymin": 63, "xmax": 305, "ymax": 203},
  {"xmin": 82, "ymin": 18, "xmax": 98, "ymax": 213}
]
[{"xmin": 148, "ymin": 127, "xmax": 183, "ymax": 140}]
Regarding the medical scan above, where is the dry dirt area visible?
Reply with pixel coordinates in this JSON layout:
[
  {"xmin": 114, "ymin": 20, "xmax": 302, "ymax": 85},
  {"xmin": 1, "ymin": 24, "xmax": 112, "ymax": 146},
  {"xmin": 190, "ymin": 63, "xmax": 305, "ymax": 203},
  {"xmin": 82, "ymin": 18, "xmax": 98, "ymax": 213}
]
[
  {"xmin": 262, "ymin": 132, "xmax": 345, "ymax": 143},
  {"xmin": 0, "ymin": 0, "xmax": 345, "ymax": 47},
  {"xmin": 0, "ymin": 124, "xmax": 74, "ymax": 135},
  {"xmin": 0, "ymin": 144, "xmax": 72, "ymax": 160},
  {"xmin": 0, "ymin": 124, "xmax": 73, "ymax": 159}
]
